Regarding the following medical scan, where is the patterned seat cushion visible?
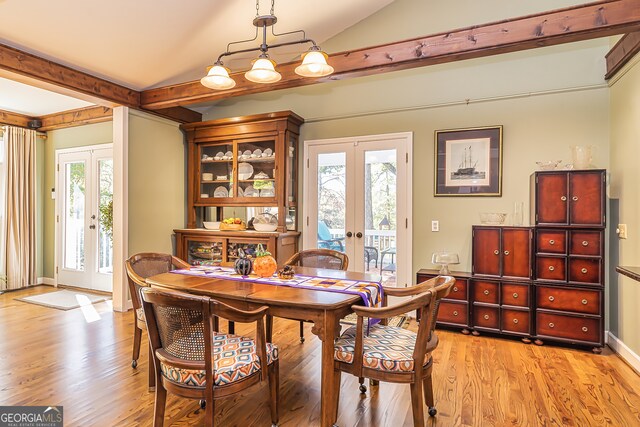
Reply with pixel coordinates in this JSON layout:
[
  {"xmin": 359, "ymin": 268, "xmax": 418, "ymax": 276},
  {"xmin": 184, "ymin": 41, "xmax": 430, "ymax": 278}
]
[
  {"xmin": 160, "ymin": 333, "xmax": 278, "ymax": 387},
  {"xmin": 334, "ymin": 324, "xmax": 429, "ymax": 372}
]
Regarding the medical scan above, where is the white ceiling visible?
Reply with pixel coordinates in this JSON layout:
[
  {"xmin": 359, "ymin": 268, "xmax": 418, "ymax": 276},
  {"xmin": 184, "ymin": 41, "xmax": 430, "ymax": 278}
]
[
  {"xmin": 0, "ymin": 0, "xmax": 392, "ymax": 91},
  {"xmin": 0, "ymin": 76, "xmax": 94, "ymax": 116}
]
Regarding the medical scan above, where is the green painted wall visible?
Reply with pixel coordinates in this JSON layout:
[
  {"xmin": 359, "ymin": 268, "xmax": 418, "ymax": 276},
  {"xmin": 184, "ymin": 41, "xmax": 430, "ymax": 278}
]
[
  {"xmin": 42, "ymin": 122, "xmax": 113, "ymax": 278},
  {"xmin": 609, "ymin": 60, "xmax": 640, "ymax": 355},
  {"xmin": 127, "ymin": 111, "xmax": 185, "ymax": 256}
]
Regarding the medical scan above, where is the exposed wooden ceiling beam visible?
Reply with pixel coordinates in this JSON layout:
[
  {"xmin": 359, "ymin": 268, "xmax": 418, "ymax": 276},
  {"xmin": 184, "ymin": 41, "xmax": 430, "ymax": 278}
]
[
  {"xmin": 0, "ymin": 43, "xmax": 201, "ymax": 124},
  {"xmin": 141, "ymin": 0, "xmax": 640, "ymax": 109},
  {"xmin": 0, "ymin": 109, "xmax": 34, "ymax": 128},
  {"xmin": 605, "ymin": 32, "xmax": 640, "ymax": 79},
  {"xmin": 38, "ymin": 106, "xmax": 113, "ymax": 132},
  {"xmin": 0, "ymin": 43, "xmax": 139, "ymax": 107}
]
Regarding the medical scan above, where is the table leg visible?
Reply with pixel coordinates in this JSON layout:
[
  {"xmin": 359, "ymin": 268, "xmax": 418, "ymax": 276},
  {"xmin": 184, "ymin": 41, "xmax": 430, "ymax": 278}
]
[{"xmin": 320, "ymin": 311, "xmax": 338, "ymax": 427}]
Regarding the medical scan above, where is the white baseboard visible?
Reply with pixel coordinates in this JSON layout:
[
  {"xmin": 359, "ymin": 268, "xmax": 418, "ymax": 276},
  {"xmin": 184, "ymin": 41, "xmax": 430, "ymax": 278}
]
[
  {"xmin": 607, "ymin": 331, "xmax": 640, "ymax": 375},
  {"xmin": 37, "ymin": 277, "xmax": 55, "ymax": 286}
]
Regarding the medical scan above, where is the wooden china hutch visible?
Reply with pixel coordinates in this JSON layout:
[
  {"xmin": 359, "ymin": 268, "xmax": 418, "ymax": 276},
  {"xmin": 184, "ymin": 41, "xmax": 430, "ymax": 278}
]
[
  {"xmin": 418, "ymin": 169, "xmax": 606, "ymax": 352},
  {"xmin": 175, "ymin": 111, "xmax": 303, "ymax": 266}
]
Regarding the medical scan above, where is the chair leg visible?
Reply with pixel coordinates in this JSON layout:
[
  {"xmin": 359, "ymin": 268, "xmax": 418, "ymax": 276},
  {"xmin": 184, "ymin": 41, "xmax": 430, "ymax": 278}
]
[
  {"xmin": 358, "ymin": 377, "xmax": 367, "ymax": 393},
  {"xmin": 266, "ymin": 315, "xmax": 273, "ymax": 343},
  {"xmin": 228, "ymin": 320, "xmax": 235, "ymax": 334},
  {"xmin": 409, "ymin": 380, "xmax": 425, "ymax": 427},
  {"xmin": 299, "ymin": 321, "xmax": 305, "ymax": 343},
  {"xmin": 132, "ymin": 323, "xmax": 142, "ymax": 368},
  {"xmin": 423, "ymin": 375, "xmax": 436, "ymax": 417},
  {"xmin": 148, "ymin": 342, "xmax": 156, "ymax": 390},
  {"xmin": 152, "ymin": 381, "xmax": 167, "ymax": 427},
  {"xmin": 331, "ymin": 370, "xmax": 342, "ymax": 425},
  {"xmin": 268, "ymin": 360, "xmax": 280, "ymax": 426},
  {"xmin": 204, "ymin": 396, "xmax": 215, "ymax": 427}
]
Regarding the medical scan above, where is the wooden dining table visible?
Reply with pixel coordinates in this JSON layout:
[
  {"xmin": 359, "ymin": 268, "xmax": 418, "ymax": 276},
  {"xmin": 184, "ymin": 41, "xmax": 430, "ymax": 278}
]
[{"xmin": 146, "ymin": 266, "xmax": 382, "ymax": 427}]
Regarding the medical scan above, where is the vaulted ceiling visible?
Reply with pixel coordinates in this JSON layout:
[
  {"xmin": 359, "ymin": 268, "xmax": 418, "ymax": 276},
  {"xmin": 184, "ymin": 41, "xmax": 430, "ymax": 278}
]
[{"xmin": 0, "ymin": 0, "xmax": 638, "ymax": 121}]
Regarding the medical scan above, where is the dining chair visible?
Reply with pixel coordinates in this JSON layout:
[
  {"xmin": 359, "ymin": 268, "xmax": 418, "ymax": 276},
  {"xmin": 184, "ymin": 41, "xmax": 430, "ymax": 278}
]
[
  {"xmin": 268, "ymin": 249, "xmax": 349, "ymax": 343},
  {"xmin": 125, "ymin": 253, "xmax": 191, "ymax": 389},
  {"xmin": 332, "ymin": 275, "xmax": 455, "ymax": 426},
  {"xmin": 140, "ymin": 287, "xmax": 279, "ymax": 427}
]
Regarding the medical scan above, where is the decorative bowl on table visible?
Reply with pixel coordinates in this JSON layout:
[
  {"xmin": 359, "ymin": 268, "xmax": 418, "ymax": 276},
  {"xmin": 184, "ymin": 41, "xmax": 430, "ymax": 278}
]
[
  {"xmin": 536, "ymin": 160, "xmax": 562, "ymax": 171},
  {"xmin": 479, "ymin": 212, "xmax": 507, "ymax": 225},
  {"xmin": 203, "ymin": 221, "xmax": 221, "ymax": 230},
  {"xmin": 220, "ymin": 218, "xmax": 246, "ymax": 231}
]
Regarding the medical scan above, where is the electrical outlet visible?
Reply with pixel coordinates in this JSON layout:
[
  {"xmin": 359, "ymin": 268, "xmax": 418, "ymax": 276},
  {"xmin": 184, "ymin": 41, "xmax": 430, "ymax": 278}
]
[
  {"xmin": 431, "ymin": 220, "xmax": 439, "ymax": 232},
  {"xmin": 617, "ymin": 224, "xmax": 628, "ymax": 239}
]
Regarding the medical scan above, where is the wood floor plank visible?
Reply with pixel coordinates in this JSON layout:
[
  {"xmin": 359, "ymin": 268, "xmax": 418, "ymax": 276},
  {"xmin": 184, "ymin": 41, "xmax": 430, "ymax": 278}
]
[{"xmin": 2, "ymin": 286, "xmax": 640, "ymax": 426}]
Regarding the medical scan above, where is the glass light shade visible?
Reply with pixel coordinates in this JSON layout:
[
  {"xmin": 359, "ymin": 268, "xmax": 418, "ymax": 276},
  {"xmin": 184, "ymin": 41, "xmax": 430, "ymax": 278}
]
[
  {"xmin": 431, "ymin": 251, "xmax": 460, "ymax": 275},
  {"xmin": 245, "ymin": 57, "xmax": 282, "ymax": 84},
  {"xmin": 200, "ymin": 65, "xmax": 236, "ymax": 90},
  {"xmin": 295, "ymin": 50, "xmax": 334, "ymax": 77}
]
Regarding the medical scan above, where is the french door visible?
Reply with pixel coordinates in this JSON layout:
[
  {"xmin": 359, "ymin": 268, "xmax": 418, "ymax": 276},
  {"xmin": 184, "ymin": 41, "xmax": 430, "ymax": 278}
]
[
  {"xmin": 56, "ymin": 146, "xmax": 113, "ymax": 292},
  {"xmin": 304, "ymin": 133, "xmax": 412, "ymax": 287}
]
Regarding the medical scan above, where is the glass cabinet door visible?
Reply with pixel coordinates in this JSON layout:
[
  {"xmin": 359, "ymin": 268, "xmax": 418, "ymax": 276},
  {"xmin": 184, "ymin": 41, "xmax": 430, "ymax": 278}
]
[
  {"xmin": 199, "ymin": 143, "xmax": 233, "ymax": 201},
  {"xmin": 236, "ymin": 138, "xmax": 276, "ymax": 201},
  {"xmin": 186, "ymin": 239, "xmax": 224, "ymax": 266},
  {"xmin": 227, "ymin": 239, "xmax": 269, "ymax": 261}
]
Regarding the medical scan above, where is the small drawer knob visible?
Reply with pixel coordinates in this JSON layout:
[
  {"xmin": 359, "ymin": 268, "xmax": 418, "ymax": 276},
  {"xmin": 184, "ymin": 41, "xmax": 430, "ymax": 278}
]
[
  {"xmin": 561, "ymin": 196, "xmax": 567, "ymax": 201},
  {"xmin": 581, "ymin": 268, "xmax": 588, "ymax": 274},
  {"xmin": 548, "ymin": 295, "xmax": 555, "ymax": 302},
  {"xmin": 549, "ymin": 322, "xmax": 555, "ymax": 328},
  {"xmin": 548, "ymin": 265, "xmax": 555, "ymax": 271},
  {"xmin": 572, "ymin": 196, "xmax": 579, "ymax": 201},
  {"xmin": 582, "ymin": 326, "xmax": 588, "ymax": 333},
  {"xmin": 484, "ymin": 314, "xmax": 490, "ymax": 320},
  {"xmin": 453, "ymin": 287, "xmax": 458, "ymax": 292},
  {"xmin": 549, "ymin": 239, "xmax": 555, "ymax": 245},
  {"xmin": 504, "ymin": 250, "xmax": 510, "ymax": 256},
  {"xmin": 484, "ymin": 289, "xmax": 490, "ymax": 295},
  {"xmin": 582, "ymin": 241, "xmax": 589, "ymax": 247},
  {"xmin": 513, "ymin": 318, "xmax": 519, "ymax": 324},
  {"xmin": 453, "ymin": 311, "xmax": 458, "ymax": 316},
  {"xmin": 581, "ymin": 299, "xmax": 588, "ymax": 305},
  {"xmin": 513, "ymin": 293, "xmax": 519, "ymax": 299},
  {"xmin": 494, "ymin": 250, "xmax": 500, "ymax": 255}
]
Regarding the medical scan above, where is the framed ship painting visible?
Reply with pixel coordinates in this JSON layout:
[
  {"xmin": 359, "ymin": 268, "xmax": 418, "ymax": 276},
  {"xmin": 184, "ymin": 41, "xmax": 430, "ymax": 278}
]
[{"xmin": 434, "ymin": 126, "xmax": 503, "ymax": 196}]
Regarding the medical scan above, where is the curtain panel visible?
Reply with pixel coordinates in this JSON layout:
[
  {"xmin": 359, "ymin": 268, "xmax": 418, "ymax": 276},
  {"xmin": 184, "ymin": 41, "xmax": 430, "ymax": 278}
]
[{"xmin": 1, "ymin": 126, "xmax": 36, "ymax": 290}]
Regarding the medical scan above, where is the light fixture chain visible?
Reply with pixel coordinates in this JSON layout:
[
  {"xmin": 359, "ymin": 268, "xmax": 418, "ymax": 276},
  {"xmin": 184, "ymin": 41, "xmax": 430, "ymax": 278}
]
[
  {"xmin": 255, "ymin": 0, "xmax": 260, "ymax": 16},
  {"xmin": 270, "ymin": 0, "xmax": 275, "ymax": 15}
]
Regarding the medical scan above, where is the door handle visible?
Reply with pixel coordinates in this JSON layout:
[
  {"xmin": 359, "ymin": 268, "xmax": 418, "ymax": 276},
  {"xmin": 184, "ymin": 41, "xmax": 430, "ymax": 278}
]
[
  {"xmin": 346, "ymin": 231, "xmax": 353, "ymax": 237},
  {"xmin": 89, "ymin": 224, "xmax": 96, "ymax": 230},
  {"xmin": 356, "ymin": 232, "xmax": 363, "ymax": 238}
]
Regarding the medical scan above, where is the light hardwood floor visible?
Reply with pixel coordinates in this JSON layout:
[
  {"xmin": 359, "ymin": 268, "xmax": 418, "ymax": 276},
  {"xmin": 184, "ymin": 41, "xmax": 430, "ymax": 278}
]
[{"xmin": 2, "ymin": 285, "xmax": 640, "ymax": 426}]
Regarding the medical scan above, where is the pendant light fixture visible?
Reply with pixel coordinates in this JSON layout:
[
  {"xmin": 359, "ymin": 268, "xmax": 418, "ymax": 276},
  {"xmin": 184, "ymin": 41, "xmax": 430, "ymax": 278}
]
[{"xmin": 201, "ymin": 0, "xmax": 334, "ymax": 90}]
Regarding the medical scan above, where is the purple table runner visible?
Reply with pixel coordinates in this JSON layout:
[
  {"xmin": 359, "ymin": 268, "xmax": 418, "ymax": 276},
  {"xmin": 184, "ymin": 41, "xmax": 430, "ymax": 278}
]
[{"xmin": 171, "ymin": 266, "xmax": 384, "ymax": 310}]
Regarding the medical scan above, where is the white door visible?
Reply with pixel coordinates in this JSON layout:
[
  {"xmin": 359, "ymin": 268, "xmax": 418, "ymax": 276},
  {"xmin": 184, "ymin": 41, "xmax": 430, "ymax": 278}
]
[
  {"xmin": 304, "ymin": 133, "xmax": 412, "ymax": 287},
  {"xmin": 56, "ymin": 146, "xmax": 113, "ymax": 291}
]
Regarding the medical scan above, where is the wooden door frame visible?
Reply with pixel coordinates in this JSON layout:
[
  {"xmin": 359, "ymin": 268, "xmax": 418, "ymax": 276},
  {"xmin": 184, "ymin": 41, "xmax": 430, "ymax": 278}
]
[{"xmin": 303, "ymin": 132, "xmax": 413, "ymax": 287}]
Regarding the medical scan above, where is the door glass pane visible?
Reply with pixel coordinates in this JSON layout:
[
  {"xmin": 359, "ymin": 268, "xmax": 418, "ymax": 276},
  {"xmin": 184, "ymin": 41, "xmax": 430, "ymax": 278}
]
[
  {"xmin": 363, "ymin": 149, "xmax": 397, "ymax": 286},
  {"xmin": 188, "ymin": 240, "xmax": 223, "ymax": 266},
  {"xmin": 64, "ymin": 162, "xmax": 85, "ymax": 271},
  {"xmin": 98, "ymin": 159, "xmax": 113, "ymax": 274},
  {"xmin": 317, "ymin": 153, "xmax": 346, "ymax": 251}
]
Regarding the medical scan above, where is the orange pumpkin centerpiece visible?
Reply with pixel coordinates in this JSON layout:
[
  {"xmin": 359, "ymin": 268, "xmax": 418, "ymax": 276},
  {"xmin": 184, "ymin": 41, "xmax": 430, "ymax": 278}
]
[{"xmin": 253, "ymin": 244, "xmax": 278, "ymax": 278}]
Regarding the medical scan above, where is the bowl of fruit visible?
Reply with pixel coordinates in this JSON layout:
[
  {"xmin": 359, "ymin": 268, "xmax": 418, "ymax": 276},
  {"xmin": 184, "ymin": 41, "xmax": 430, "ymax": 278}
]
[{"xmin": 220, "ymin": 217, "xmax": 247, "ymax": 231}]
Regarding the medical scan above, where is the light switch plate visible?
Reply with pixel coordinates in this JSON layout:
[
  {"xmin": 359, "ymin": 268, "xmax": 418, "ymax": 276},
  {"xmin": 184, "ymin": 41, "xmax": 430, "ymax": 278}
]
[
  {"xmin": 617, "ymin": 224, "xmax": 628, "ymax": 239},
  {"xmin": 431, "ymin": 220, "xmax": 439, "ymax": 232}
]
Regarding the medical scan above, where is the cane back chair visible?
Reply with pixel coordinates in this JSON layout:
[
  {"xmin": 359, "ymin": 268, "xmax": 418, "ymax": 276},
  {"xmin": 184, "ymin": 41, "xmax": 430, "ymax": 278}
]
[
  {"xmin": 331, "ymin": 275, "xmax": 455, "ymax": 426},
  {"xmin": 140, "ymin": 287, "xmax": 279, "ymax": 427}
]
